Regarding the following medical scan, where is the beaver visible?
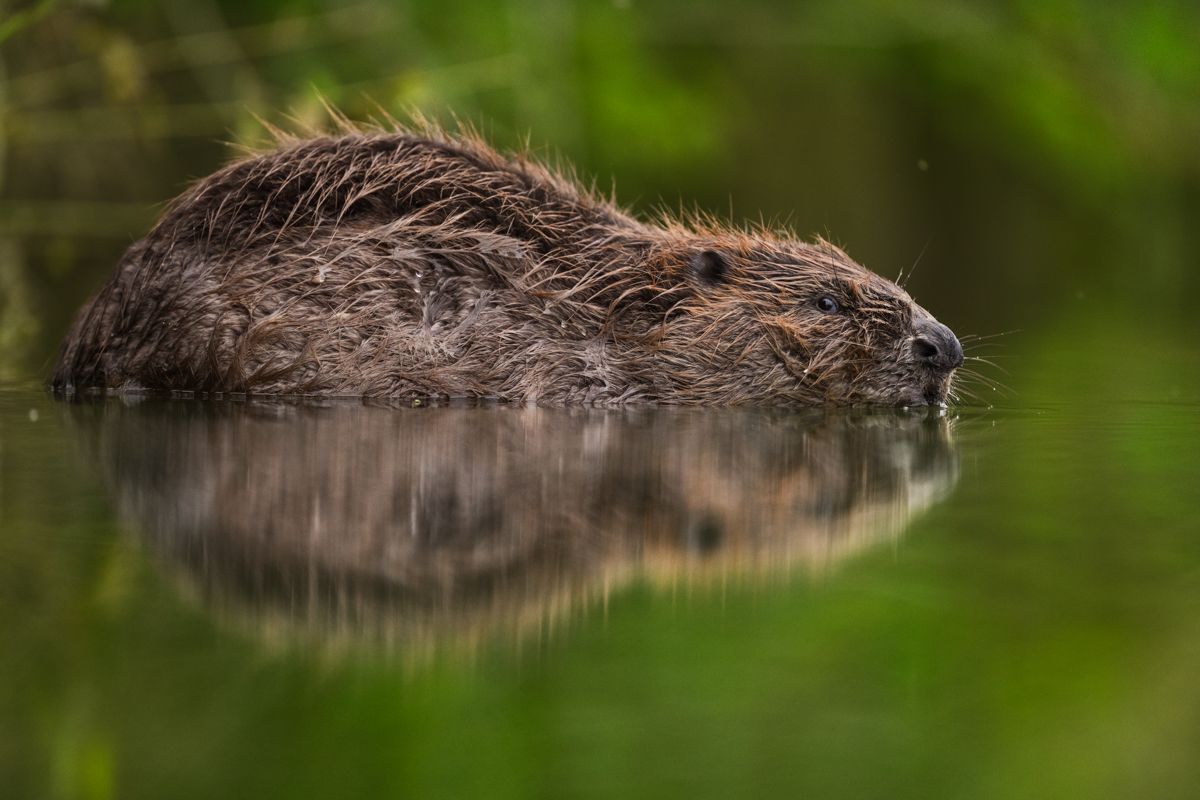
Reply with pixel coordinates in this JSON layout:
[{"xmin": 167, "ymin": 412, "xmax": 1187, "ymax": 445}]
[{"xmin": 51, "ymin": 121, "xmax": 963, "ymax": 405}]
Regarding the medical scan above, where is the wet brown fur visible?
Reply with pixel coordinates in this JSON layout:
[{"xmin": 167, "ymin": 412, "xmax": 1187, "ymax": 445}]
[{"xmin": 52, "ymin": 118, "xmax": 956, "ymax": 405}]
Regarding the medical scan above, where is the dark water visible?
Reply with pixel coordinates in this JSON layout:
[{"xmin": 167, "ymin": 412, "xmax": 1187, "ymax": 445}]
[{"xmin": 3, "ymin": 313, "xmax": 1200, "ymax": 799}]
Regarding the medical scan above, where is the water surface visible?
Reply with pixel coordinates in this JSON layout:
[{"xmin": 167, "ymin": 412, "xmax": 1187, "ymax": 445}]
[{"xmin": 3, "ymin": 351, "xmax": 1199, "ymax": 798}]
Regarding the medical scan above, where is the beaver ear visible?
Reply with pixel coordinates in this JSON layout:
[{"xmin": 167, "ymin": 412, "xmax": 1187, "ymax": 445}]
[{"xmin": 690, "ymin": 250, "xmax": 728, "ymax": 286}]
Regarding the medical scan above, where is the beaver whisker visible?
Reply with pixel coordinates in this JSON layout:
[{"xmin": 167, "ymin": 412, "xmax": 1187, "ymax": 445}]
[
  {"xmin": 953, "ymin": 366, "xmax": 1013, "ymax": 399},
  {"xmin": 949, "ymin": 384, "xmax": 990, "ymax": 407},
  {"xmin": 949, "ymin": 386, "xmax": 987, "ymax": 407},
  {"xmin": 957, "ymin": 358, "xmax": 1012, "ymax": 388},
  {"xmin": 958, "ymin": 329, "xmax": 1021, "ymax": 344},
  {"xmin": 961, "ymin": 343, "xmax": 1010, "ymax": 355},
  {"xmin": 963, "ymin": 354, "xmax": 1011, "ymax": 376}
]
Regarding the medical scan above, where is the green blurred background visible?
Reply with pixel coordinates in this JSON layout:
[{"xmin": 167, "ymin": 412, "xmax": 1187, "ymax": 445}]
[
  {"xmin": 4, "ymin": 4, "xmax": 1200, "ymax": 800},
  {"xmin": 2, "ymin": 0, "xmax": 1199, "ymax": 383}
]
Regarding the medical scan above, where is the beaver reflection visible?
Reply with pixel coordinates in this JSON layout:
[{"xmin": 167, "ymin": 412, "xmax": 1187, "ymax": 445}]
[{"xmin": 71, "ymin": 402, "xmax": 959, "ymax": 652}]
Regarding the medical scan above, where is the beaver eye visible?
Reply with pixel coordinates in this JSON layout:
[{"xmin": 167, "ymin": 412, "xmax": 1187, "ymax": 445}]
[{"xmin": 816, "ymin": 295, "xmax": 840, "ymax": 314}]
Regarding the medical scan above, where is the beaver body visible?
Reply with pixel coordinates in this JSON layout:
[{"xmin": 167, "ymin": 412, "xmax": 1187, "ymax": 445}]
[{"xmin": 52, "ymin": 125, "xmax": 962, "ymax": 405}]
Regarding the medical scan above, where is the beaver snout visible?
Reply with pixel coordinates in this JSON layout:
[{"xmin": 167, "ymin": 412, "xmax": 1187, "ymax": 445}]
[{"xmin": 911, "ymin": 318, "xmax": 964, "ymax": 372}]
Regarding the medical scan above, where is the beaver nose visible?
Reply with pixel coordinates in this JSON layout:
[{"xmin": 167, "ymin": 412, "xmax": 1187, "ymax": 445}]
[{"xmin": 911, "ymin": 319, "xmax": 963, "ymax": 371}]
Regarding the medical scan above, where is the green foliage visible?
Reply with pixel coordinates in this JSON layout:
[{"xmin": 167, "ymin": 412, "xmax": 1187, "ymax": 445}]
[{"xmin": 0, "ymin": 0, "xmax": 58, "ymax": 45}]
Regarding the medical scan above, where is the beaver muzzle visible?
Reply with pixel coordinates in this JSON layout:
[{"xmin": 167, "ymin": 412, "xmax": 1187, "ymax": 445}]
[
  {"xmin": 910, "ymin": 317, "xmax": 963, "ymax": 406},
  {"xmin": 911, "ymin": 318, "xmax": 963, "ymax": 372}
]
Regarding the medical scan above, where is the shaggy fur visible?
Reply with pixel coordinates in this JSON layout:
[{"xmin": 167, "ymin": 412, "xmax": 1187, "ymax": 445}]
[{"xmin": 51, "ymin": 121, "xmax": 959, "ymax": 405}]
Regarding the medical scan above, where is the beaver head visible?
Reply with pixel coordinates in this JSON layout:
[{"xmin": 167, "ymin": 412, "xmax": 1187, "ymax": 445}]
[{"xmin": 660, "ymin": 234, "xmax": 962, "ymax": 406}]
